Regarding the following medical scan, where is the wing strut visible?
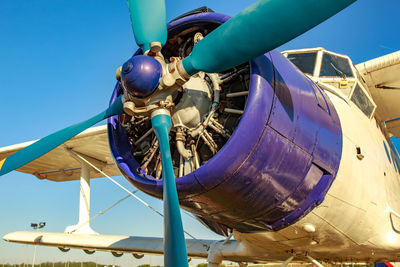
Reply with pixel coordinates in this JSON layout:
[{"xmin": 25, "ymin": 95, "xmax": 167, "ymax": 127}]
[{"xmin": 64, "ymin": 149, "xmax": 99, "ymax": 235}]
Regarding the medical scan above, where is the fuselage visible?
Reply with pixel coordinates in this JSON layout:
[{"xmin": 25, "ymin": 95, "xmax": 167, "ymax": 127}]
[
  {"xmin": 232, "ymin": 47, "xmax": 400, "ymax": 260},
  {"xmin": 235, "ymin": 64, "xmax": 400, "ymax": 261}
]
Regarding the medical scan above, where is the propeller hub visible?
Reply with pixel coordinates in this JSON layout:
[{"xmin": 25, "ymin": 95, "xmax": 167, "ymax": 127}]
[{"xmin": 121, "ymin": 55, "xmax": 162, "ymax": 98}]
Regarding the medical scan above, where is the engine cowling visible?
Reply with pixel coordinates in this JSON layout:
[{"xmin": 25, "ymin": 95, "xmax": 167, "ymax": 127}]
[{"xmin": 108, "ymin": 11, "xmax": 342, "ymax": 235}]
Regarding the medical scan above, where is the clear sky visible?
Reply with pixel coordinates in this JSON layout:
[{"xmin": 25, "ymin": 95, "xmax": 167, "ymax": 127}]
[{"xmin": 1, "ymin": 0, "xmax": 400, "ymax": 266}]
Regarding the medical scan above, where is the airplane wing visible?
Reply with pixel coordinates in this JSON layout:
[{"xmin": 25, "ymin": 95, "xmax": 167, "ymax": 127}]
[
  {"xmin": 3, "ymin": 231, "xmax": 211, "ymax": 257},
  {"xmin": 0, "ymin": 125, "xmax": 120, "ymax": 181},
  {"xmin": 356, "ymin": 50, "xmax": 400, "ymax": 136},
  {"xmin": 2, "ymin": 231, "xmax": 256, "ymax": 262},
  {"xmin": 3, "ymin": 230, "xmax": 316, "ymax": 263}
]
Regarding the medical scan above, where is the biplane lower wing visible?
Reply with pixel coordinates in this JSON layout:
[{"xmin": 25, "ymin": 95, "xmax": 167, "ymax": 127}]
[{"xmin": 3, "ymin": 231, "xmax": 258, "ymax": 263}]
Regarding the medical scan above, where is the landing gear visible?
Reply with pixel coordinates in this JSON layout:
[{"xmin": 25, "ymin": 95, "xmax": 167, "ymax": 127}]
[
  {"xmin": 306, "ymin": 255, "xmax": 324, "ymax": 267},
  {"xmin": 280, "ymin": 256, "xmax": 295, "ymax": 267},
  {"xmin": 280, "ymin": 253, "xmax": 324, "ymax": 267},
  {"xmin": 207, "ymin": 241, "xmax": 223, "ymax": 267}
]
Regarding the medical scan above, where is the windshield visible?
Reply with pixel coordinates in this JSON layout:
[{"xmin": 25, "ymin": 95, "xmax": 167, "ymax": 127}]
[
  {"xmin": 320, "ymin": 52, "xmax": 354, "ymax": 78},
  {"xmin": 287, "ymin": 52, "xmax": 317, "ymax": 75}
]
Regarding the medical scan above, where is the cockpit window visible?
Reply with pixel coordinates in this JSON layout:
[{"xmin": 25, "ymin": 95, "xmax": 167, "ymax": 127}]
[
  {"xmin": 287, "ymin": 52, "xmax": 317, "ymax": 75},
  {"xmin": 351, "ymin": 83, "xmax": 375, "ymax": 118},
  {"xmin": 320, "ymin": 53, "xmax": 354, "ymax": 78}
]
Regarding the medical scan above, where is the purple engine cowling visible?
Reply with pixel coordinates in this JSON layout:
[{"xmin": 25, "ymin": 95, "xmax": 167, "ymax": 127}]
[{"xmin": 107, "ymin": 12, "xmax": 342, "ymax": 235}]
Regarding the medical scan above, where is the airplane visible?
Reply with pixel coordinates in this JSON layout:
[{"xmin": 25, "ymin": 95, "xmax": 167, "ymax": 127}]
[{"xmin": 2, "ymin": 0, "xmax": 400, "ymax": 266}]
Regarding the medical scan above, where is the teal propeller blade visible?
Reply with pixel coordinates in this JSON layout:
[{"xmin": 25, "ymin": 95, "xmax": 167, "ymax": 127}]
[
  {"xmin": 151, "ymin": 111, "xmax": 188, "ymax": 267},
  {"xmin": 0, "ymin": 96, "xmax": 124, "ymax": 177},
  {"xmin": 182, "ymin": 0, "xmax": 356, "ymax": 75},
  {"xmin": 127, "ymin": 0, "xmax": 167, "ymax": 52}
]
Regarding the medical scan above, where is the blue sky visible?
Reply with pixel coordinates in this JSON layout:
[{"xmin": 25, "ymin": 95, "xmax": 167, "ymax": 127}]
[{"xmin": 1, "ymin": 0, "xmax": 400, "ymax": 266}]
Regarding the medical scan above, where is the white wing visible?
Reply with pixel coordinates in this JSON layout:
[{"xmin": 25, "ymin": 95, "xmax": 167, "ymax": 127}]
[
  {"xmin": 3, "ymin": 231, "xmax": 256, "ymax": 262},
  {"xmin": 0, "ymin": 125, "xmax": 120, "ymax": 181},
  {"xmin": 356, "ymin": 50, "xmax": 400, "ymax": 136}
]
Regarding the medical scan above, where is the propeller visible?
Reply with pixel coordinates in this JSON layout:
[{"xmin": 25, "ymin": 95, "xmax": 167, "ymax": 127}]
[
  {"xmin": 0, "ymin": 96, "xmax": 123, "ymax": 176},
  {"xmin": 181, "ymin": 0, "xmax": 356, "ymax": 75},
  {"xmin": 126, "ymin": 2, "xmax": 188, "ymax": 265},
  {"xmin": 127, "ymin": 0, "xmax": 167, "ymax": 53},
  {"xmin": 151, "ymin": 111, "xmax": 188, "ymax": 267}
]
